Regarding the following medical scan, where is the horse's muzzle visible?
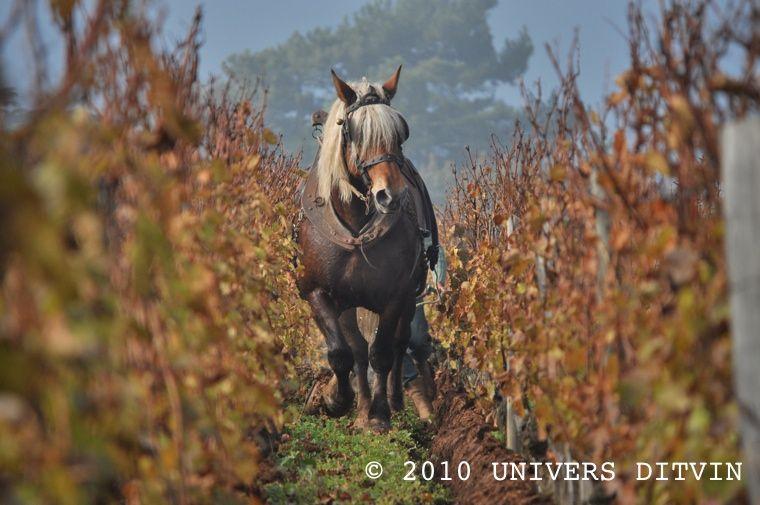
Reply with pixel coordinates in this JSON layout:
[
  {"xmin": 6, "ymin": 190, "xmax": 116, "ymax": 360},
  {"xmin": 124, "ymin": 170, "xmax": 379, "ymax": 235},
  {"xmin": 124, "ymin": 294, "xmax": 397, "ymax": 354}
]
[{"xmin": 374, "ymin": 187, "xmax": 407, "ymax": 214}]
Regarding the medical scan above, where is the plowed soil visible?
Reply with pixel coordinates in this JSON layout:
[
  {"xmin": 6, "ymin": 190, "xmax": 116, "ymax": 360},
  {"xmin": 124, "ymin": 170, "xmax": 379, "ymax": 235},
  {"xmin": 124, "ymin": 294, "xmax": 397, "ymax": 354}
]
[{"xmin": 429, "ymin": 372, "xmax": 553, "ymax": 505}]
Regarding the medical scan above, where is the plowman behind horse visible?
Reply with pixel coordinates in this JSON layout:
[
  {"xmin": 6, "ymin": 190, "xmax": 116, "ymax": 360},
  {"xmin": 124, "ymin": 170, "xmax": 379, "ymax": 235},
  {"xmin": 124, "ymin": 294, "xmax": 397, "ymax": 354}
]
[{"xmin": 294, "ymin": 66, "xmax": 438, "ymax": 432}]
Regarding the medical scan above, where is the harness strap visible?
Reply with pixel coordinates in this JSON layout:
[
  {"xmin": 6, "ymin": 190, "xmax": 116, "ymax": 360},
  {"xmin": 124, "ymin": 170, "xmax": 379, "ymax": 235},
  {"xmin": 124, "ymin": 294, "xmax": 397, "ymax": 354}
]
[
  {"xmin": 345, "ymin": 92, "xmax": 389, "ymax": 114},
  {"xmin": 358, "ymin": 153, "xmax": 405, "ymax": 172}
]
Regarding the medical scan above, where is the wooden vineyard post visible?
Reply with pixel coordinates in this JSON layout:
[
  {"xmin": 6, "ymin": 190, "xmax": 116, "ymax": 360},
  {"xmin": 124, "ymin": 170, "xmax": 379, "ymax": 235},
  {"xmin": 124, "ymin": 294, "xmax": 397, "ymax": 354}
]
[{"xmin": 722, "ymin": 116, "xmax": 760, "ymax": 503}]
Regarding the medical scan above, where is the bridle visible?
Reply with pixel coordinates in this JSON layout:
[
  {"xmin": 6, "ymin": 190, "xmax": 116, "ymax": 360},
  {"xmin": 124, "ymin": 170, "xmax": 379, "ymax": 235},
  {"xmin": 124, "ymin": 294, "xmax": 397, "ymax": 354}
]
[{"xmin": 338, "ymin": 89, "xmax": 409, "ymax": 204}]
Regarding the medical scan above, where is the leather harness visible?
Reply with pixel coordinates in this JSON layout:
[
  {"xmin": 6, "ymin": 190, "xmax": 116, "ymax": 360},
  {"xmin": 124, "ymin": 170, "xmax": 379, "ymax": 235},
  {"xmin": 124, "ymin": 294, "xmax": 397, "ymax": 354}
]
[{"xmin": 298, "ymin": 91, "xmax": 439, "ymax": 271}]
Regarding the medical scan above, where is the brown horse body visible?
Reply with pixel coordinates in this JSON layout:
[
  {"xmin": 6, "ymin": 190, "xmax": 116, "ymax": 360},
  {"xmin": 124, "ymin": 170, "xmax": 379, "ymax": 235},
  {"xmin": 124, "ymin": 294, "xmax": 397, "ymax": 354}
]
[{"xmin": 295, "ymin": 67, "xmax": 434, "ymax": 431}]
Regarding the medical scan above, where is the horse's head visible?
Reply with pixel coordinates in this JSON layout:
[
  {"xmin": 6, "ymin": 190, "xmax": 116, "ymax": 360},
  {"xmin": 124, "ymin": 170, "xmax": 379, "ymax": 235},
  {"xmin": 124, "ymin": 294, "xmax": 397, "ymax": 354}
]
[{"xmin": 317, "ymin": 66, "xmax": 410, "ymax": 214}]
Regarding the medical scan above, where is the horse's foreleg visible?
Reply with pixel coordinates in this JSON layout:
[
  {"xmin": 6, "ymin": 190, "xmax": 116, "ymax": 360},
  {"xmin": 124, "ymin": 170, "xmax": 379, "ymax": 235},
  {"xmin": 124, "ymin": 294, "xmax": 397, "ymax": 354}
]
[
  {"xmin": 339, "ymin": 309, "xmax": 371, "ymax": 428},
  {"xmin": 388, "ymin": 353, "xmax": 404, "ymax": 413},
  {"xmin": 367, "ymin": 305, "xmax": 402, "ymax": 432},
  {"xmin": 306, "ymin": 289, "xmax": 355, "ymax": 417},
  {"xmin": 389, "ymin": 301, "xmax": 415, "ymax": 413}
]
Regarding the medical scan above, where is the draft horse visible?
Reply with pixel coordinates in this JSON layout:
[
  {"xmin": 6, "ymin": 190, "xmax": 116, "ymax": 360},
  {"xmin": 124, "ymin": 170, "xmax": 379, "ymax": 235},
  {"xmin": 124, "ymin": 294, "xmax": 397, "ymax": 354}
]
[{"xmin": 295, "ymin": 66, "xmax": 438, "ymax": 432}]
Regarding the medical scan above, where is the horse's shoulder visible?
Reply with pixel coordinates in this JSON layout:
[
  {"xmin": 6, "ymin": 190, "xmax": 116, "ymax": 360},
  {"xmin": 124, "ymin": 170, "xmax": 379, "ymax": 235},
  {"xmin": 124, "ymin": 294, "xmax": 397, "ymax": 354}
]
[
  {"xmin": 400, "ymin": 160, "xmax": 436, "ymax": 230},
  {"xmin": 399, "ymin": 158, "xmax": 440, "ymax": 269}
]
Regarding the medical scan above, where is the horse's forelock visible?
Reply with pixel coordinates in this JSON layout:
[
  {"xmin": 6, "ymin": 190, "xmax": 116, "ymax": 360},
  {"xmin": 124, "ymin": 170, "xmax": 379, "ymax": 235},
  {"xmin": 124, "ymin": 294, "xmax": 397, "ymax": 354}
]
[{"xmin": 316, "ymin": 79, "xmax": 407, "ymax": 203}]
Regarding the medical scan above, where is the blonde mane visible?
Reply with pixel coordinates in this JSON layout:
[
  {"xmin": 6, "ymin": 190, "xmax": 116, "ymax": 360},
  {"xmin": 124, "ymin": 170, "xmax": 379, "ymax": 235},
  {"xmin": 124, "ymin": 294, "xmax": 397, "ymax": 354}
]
[{"xmin": 317, "ymin": 78, "xmax": 408, "ymax": 202}]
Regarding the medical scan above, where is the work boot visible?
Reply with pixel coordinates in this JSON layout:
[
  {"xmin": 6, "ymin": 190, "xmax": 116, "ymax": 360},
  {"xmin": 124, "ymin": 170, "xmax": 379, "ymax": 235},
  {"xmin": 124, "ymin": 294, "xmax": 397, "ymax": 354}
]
[
  {"xmin": 417, "ymin": 360, "xmax": 437, "ymax": 400},
  {"xmin": 406, "ymin": 377, "xmax": 434, "ymax": 421}
]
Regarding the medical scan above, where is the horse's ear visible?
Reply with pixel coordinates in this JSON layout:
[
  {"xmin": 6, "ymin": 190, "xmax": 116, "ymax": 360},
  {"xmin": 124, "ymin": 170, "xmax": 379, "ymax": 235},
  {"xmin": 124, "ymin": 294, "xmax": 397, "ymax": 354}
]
[
  {"xmin": 382, "ymin": 65, "xmax": 402, "ymax": 100},
  {"xmin": 331, "ymin": 69, "xmax": 357, "ymax": 106}
]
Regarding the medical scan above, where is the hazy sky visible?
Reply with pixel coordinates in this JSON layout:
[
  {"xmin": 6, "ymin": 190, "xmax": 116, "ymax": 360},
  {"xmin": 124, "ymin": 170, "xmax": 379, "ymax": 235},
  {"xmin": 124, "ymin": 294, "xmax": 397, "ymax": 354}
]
[
  {"xmin": 159, "ymin": 0, "xmax": 653, "ymax": 106},
  {"xmin": 2, "ymin": 0, "xmax": 656, "ymax": 107}
]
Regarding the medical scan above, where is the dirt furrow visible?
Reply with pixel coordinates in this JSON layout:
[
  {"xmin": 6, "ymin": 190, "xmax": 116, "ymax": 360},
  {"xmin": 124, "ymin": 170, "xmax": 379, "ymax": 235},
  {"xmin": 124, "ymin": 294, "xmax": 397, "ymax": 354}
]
[{"xmin": 430, "ymin": 373, "xmax": 552, "ymax": 504}]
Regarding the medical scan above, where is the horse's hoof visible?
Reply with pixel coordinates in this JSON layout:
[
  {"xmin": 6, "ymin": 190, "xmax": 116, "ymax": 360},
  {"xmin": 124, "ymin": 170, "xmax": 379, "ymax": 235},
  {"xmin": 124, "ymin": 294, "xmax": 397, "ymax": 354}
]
[
  {"xmin": 323, "ymin": 392, "xmax": 355, "ymax": 418},
  {"xmin": 390, "ymin": 396, "xmax": 404, "ymax": 413},
  {"xmin": 304, "ymin": 376, "xmax": 330, "ymax": 415},
  {"xmin": 351, "ymin": 413, "xmax": 370, "ymax": 430},
  {"xmin": 368, "ymin": 418, "xmax": 391, "ymax": 433}
]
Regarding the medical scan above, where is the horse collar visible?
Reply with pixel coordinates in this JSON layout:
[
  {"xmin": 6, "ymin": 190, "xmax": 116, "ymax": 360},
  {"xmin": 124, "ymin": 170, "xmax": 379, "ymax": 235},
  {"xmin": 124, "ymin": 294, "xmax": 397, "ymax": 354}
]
[{"xmin": 300, "ymin": 166, "xmax": 410, "ymax": 252}]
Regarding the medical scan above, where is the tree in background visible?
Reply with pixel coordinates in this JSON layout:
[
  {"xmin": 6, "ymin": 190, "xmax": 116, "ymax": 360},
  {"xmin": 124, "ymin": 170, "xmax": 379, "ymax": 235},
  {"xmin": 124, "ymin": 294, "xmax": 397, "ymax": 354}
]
[{"xmin": 223, "ymin": 0, "xmax": 532, "ymax": 201}]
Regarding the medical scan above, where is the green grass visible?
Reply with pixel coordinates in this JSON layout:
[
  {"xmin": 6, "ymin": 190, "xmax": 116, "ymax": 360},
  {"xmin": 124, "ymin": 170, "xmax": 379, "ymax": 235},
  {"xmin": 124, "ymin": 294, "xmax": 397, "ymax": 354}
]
[{"xmin": 264, "ymin": 408, "xmax": 451, "ymax": 504}]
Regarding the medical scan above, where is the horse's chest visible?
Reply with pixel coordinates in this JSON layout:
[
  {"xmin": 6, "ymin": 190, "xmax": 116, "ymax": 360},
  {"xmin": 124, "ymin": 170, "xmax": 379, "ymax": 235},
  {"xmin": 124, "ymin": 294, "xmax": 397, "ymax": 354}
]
[
  {"xmin": 297, "ymin": 215, "xmax": 423, "ymax": 311},
  {"xmin": 339, "ymin": 251, "xmax": 413, "ymax": 293},
  {"xmin": 330, "ymin": 243, "xmax": 421, "ymax": 310}
]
